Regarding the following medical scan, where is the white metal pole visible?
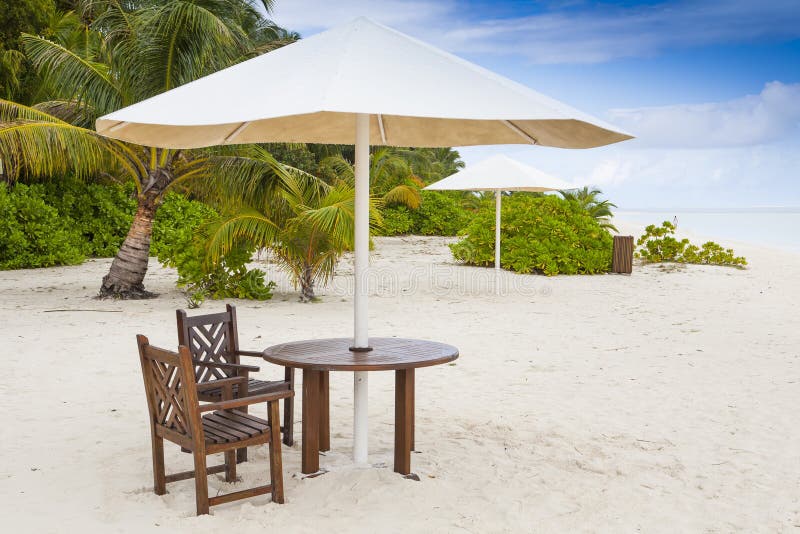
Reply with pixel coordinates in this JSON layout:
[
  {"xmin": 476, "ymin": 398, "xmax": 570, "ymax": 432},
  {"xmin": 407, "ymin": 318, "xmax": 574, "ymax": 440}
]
[
  {"xmin": 495, "ymin": 190, "xmax": 501, "ymax": 294},
  {"xmin": 353, "ymin": 113, "xmax": 370, "ymax": 465}
]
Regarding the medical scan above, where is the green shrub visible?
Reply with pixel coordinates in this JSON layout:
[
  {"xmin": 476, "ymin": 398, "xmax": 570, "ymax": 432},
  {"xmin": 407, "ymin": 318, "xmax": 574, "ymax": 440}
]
[
  {"xmin": 411, "ymin": 190, "xmax": 472, "ymax": 235},
  {"xmin": 152, "ymin": 194, "xmax": 276, "ymax": 305},
  {"xmin": 450, "ymin": 194, "xmax": 613, "ymax": 275},
  {"xmin": 0, "ymin": 183, "xmax": 85, "ymax": 269},
  {"xmin": 635, "ymin": 221, "xmax": 747, "ymax": 268},
  {"xmin": 41, "ymin": 177, "xmax": 136, "ymax": 257},
  {"xmin": 380, "ymin": 190, "xmax": 472, "ymax": 236},
  {"xmin": 378, "ymin": 205, "xmax": 415, "ymax": 235}
]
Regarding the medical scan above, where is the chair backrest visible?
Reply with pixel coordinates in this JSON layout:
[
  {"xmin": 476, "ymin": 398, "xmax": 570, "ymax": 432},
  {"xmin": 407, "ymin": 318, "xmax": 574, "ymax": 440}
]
[
  {"xmin": 176, "ymin": 304, "xmax": 241, "ymax": 383},
  {"xmin": 136, "ymin": 335, "xmax": 201, "ymax": 441}
]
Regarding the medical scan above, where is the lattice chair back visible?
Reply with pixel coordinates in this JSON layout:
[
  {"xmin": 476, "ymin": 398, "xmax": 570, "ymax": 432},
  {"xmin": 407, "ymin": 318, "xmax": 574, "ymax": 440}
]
[
  {"xmin": 136, "ymin": 335, "xmax": 200, "ymax": 441},
  {"xmin": 176, "ymin": 304, "xmax": 241, "ymax": 383}
]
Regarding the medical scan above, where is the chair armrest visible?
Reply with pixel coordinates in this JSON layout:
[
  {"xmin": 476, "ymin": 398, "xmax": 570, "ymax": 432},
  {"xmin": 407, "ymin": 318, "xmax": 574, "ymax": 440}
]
[
  {"xmin": 198, "ymin": 389, "xmax": 294, "ymax": 413},
  {"xmin": 192, "ymin": 359, "xmax": 260, "ymax": 373},
  {"xmin": 195, "ymin": 376, "xmax": 247, "ymax": 393},
  {"xmin": 234, "ymin": 350, "xmax": 265, "ymax": 359}
]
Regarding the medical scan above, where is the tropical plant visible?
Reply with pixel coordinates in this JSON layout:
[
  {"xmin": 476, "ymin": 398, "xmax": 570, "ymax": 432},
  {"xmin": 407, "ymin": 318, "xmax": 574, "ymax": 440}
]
[
  {"xmin": 379, "ymin": 190, "xmax": 472, "ymax": 236},
  {"xmin": 560, "ymin": 186, "xmax": 618, "ymax": 232},
  {"xmin": 0, "ymin": 0, "xmax": 56, "ymax": 102},
  {"xmin": 0, "ymin": 0, "xmax": 296, "ymax": 297},
  {"xmin": 323, "ymin": 147, "xmax": 424, "ymax": 209},
  {"xmin": 151, "ymin": 193, "xmax": 275, "ymax": 306},
  {"xmin": 40, "ymin": 174, "xmax": 136, "ymax": 257},
  {"xmin": 203, "ymin": 148, "xmax": 381, "ymax": 301},
  {"xmin": 0, "ymin": 181, "xmax": 85, "ymax": 269},
  {"xmin": 450, "ymin": 194, "xmax": 613, "ymax": 275},
  {"xmin": 635, "ymin": 221, "xmax": 747, "ymax": 268},
  {"xmin": 396, "ymin": 147, "xmax": 464, "ymax": 185}
]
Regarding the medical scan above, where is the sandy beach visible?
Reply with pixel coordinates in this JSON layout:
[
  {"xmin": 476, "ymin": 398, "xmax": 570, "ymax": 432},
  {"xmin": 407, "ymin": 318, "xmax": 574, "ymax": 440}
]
[{"xmin": 2, "ymin": 222, "xmax": 799, "ymax": 533}]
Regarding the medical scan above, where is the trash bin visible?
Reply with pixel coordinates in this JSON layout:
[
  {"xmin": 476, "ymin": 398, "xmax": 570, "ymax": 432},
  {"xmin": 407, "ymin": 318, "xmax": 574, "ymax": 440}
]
[{"xmin": 612, "ymin": 235, "xmax": 634, "ymax": 274}]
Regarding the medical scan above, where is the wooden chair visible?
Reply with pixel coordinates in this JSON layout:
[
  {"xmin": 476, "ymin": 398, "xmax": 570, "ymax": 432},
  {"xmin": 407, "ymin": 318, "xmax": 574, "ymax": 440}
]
[
  {"xmin": 176, "ymin": 304, "xmax": 295, "ymax": 457},
  {"xmin": 136, "ymin": 335, "xmax": 290, "ymax": 515}
]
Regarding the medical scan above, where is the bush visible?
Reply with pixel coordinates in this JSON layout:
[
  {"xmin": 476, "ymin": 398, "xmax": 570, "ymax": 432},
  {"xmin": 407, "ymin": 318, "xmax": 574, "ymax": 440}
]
[
  {"xmin": 379, "ymin": 205, "xmax": 415, "ymax": 235},
  {"xmin": 41, "ymin": 177, "xmax": 136, "ymax": 257},
  {"xmin": 152, "ymin": 194, "xmax": 276, "ymax": 305},
  {"xmin": 0, "ymin": 183, "xmax": 85, "ymax": 269},
  {"xmin": 380, "ymin": 190, "xmax": 472, "ymax": 236},
  {"xmin": 635, "ymin": 221, "xmax": 747, "ymax": 268},
  {"xmin": 450, "ymin": 194, "xmax": 613, "ymax": 275}
]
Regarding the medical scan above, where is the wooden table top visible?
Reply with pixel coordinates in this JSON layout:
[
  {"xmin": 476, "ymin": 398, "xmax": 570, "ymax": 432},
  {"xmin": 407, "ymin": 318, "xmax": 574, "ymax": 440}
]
[{"xmin": 262, "ymin": 337, "xmax": 459, "ymax": 371}]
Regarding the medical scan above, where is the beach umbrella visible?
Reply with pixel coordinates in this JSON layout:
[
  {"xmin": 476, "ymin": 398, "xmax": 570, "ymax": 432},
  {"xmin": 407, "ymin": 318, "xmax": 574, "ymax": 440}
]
[
  {"xmin": 95, "ymin": 17, "xmax": 632, "ymax": 465},
  {"xmin": 425, "ymin": 154, "xmax": 578, "ymax": 283}
]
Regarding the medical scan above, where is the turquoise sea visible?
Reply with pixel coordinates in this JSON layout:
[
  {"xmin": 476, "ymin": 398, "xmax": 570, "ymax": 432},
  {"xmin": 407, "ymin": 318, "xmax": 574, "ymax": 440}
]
[{"xmin": 616, "ymin": 209, "xmax": 800, "ymax": 254}]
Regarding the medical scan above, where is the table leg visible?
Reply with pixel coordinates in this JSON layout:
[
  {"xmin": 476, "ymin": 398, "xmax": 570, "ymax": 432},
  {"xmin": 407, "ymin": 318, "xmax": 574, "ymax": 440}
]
[
  {"xmin": 319, "ymin": 371, "xmax": 330, "ymax": 452},
  {"xmin": 394, "ymin": 368, "xmax": 415, "ymax": 474},
  {"xmin": 301, "ymin": 369, "xmax": 321, "ymax": 474}
]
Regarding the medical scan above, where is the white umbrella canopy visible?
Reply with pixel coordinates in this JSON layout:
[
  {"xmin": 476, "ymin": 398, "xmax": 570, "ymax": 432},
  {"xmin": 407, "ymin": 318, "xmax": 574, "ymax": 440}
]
[
  {"xmin": 95, "ymin": 17, "xmax": 632, "ymax": 467},
  {"xmin": 425, "ymin": 154, "xmax": 580, "ymax": 277},
  {"xmin": 96, "ymin": 18, "xmax": 631, "ymax": 149},
  {"xmin": 425, "ymin": 154, "xmax": 576, "ymax": 192}
]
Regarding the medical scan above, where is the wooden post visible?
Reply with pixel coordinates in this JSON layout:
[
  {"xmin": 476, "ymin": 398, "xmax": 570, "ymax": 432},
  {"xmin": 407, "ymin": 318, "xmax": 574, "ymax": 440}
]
[{"xmin": 612, "ymin": 235, "xmax": 634, "ymax": 274}]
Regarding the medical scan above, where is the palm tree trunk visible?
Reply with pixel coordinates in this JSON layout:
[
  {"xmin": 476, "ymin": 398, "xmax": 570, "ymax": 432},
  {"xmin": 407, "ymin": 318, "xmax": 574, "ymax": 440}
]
[
  {"xmin": 99, "ymin": 171, "xmax": 168, "ymax": 299},
  {"xmin": 299, "ymin": 263, "xmax": 315, "ymax": 302}
]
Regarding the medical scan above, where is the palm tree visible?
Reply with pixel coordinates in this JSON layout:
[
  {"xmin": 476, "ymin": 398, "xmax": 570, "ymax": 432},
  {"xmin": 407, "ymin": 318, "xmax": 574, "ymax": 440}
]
[
  {"xmin": 1, "ymin": 0, "xmax": 296, "ymax": 297},
  {"xmin": 398, "ymin": 147, "xmax": 464, "ymax": 184},
  {"xmin": 203, "ymin": 148, "xmax": 381, "ymax": 301},
  {"xmin": 560, "ymin": 186, "xmax": 618, "ymax": 232},
  {"xmin": 322, "ymin": 147, "xmax": 423, "ymax": 209}
]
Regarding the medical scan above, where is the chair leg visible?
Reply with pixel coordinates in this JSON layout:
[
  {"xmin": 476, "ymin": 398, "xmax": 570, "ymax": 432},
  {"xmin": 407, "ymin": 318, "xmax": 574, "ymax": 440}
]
[
  {"xmin": 268, "ymin": 400, "xmax": 285, "ymax": 504},
  {"xmin": 151, "ymin": 434, "xmax": 166, "ymax": 496},
  {"xmin": 224, "ymin": 450, "xmax": 237, "ymax": 483},
  {"xmin": 283, "ymin": 392, "xmax": 294, "ymax": 447},
  {"xmin": 236, "ymin": 407, "xmax": 249, "ymax": 464},
  {"xmin": 193, "ymin": 449, "xmax": 210, "ymax": 515}
]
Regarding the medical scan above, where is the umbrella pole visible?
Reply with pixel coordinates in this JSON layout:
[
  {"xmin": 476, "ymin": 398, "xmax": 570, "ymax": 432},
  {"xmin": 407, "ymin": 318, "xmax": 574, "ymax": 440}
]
[
  {"xmin": 353, "ymin": 113, "xmax": 370, "ymax": 465},
  {"xmin": 495, "ymin": 190, "xmax": 501, "ymax": 294}
]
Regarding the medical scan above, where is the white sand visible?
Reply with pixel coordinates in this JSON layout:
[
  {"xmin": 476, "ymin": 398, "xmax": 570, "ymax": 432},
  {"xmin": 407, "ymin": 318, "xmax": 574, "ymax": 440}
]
[{"xmin": 2, "ymin": 224, "xmax": 799, "ymax": 533}]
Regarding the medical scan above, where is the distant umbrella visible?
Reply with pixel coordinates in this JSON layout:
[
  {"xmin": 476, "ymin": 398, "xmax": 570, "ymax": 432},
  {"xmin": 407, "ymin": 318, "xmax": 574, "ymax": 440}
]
[{"xmin": 426, "ymin": 154, "xmax": 578, "ymax": 288}]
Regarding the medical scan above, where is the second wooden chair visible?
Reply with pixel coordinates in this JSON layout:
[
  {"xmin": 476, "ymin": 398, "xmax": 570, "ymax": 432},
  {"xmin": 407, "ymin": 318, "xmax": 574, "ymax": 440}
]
[{"xmin": 177, "ymin": 304, "xmax": 295, "ymax": 458}]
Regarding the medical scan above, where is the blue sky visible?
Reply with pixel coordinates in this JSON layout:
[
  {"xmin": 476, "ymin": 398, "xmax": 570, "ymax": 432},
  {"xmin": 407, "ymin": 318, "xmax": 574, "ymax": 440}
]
[{"xmin": 270, "ymin": 1, "xmax": 800, "ymax": 208}]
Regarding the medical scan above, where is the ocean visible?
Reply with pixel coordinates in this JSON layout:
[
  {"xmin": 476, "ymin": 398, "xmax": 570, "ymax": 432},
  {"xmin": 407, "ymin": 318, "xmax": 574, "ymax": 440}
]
[{"xmin": 616, "ymin": 209, "xmax": 800, "ymax": 254}]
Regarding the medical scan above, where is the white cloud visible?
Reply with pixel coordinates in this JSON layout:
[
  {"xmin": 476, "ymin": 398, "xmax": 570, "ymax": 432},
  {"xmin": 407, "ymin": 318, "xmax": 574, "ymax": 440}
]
[{"xmin": 607, "ymin": 82, "xmax": 800, "ymax": 148}]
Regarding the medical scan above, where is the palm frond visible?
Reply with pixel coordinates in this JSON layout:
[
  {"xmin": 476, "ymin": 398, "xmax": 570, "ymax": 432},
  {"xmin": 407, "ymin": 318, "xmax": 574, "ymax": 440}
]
[
  {"xmin": 0, "ymin": 99, "xmax": 144, "ymax": 182},
  {"xmin": 21, "ymin": 33, "xmax": 121, "ymax": 119},
  {"xmin": 204, "ymin": 208, "xmax": 279, "ymax": 264},
  {"xmin": 383, "ymin": 184, "xmax": 422, "ymax": 209}
]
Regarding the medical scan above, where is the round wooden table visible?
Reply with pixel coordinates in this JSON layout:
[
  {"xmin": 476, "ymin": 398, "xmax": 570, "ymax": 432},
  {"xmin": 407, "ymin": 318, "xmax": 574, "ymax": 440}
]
[{"xmin": 262, "ymin": 337, "xmax": 459, "ymax": 475}]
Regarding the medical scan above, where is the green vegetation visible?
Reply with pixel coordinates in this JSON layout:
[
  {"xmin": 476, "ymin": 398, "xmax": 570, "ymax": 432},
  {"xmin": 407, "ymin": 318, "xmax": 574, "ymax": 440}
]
[
  {"xmin": 380, "ymin": 190, "xmax": 472, "ymax": 236},
  {"xmin": 0, "ymin": 182, "xmax": 84, "ymax": 269},
  {"xmin": 42, "ymin": 176, "xmax": 136, "ymax": 257},
  {"xmin": 450, "ymin": 194, "xmax": 613, "ymax": 275},
  {"xmin": 0, "ymin": 177, "xmax": 137, "ymax": 269},
  {"xmin": 0, "ymin": 179, "xmax": 275, "ymax": 303},
  {"xmin": 152, "ymin": 193, "xmax": 275, "ymax": 307},
  {"xmin": 635, "ymin": 221, "xmax": 747, "ymax": 268},
  {"xmin": 203, "ymin": 149, "xmax": 372, "ymax": 302},
  {"xmin": 560, "ymin": 186, "xmax": 618, "ymax": 232}
]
